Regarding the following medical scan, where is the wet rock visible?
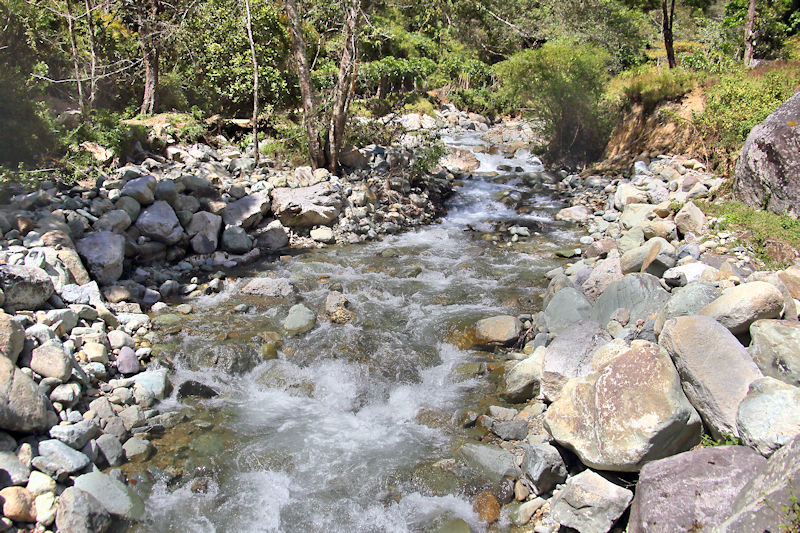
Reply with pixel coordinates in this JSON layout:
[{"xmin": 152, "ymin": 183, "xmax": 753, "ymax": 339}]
[
  {"xmin": 544, "ymin": 341, "xmax": 701, "ymax": 471},
  {"xmin": 0, "ymin": 312, "xmax": 24, "ymax": 363},
  {"xmin": 659, "ymin": 315, "xmax": 763, "ymax": 439},
  {"xmin": 188, "ymin": 343, "xmax": 262, "ymax": 374},
  {"xmin": 32, "ymin": 439, "xmax": 91, "ymax": 479},
  {"xmin": 502, "ymin": 350, "xmax": 543, "ymax": 403},
  {"xmin": 474, "ymin": 315, "xmax": 522, "ymax": 347},
  {"xmin": 473, "ymin": 491, "xmax": 500, "ymax": 523},
  {"xmin": 0, "ymin": 265, "xmax": 54, "ymax": 312},
  {"xmin": 0, "ymin": 486, "xmax": 36, "ymax": 522},
  {"xmin": 456, "ymin": 443, "xmax": 521, "ymax": 482},
  {"xmin": 135, "ymin": 201, "xmax": 184, "ymax": 245},
  {"xmin": 520, "ymin": 443, "xmax": 567, "ymax": 496},
  {"xmin": 49, "ymin": 420, "xmax": 101, "ymax": 450},
  {"xmin": 717, "ymin": 433, "xmax": 800, "ymax": 532},
  {"xmin": 737, "ymin": 377, "xmax": 800, "ymax": 457},
  {"xmin": 540, "ymin": 319, "xmax": 612, "ymax": 402},
  {"xmin": 76, "ymin": 231, "xmax": 126, "ymax": 285},
  {"xmin": 240, "ymin": 277, "xmax": 296, "ymax": 301},
  {"xmin": 699, "ymin": 281, "xmax": 784, "ymax": 335},
  {"xmin": 748, "ymin": 319, "xmax": 800, "ymax": 386},
  {"xmin": 122, "ymin": 437, "xmax": 154, "ymax": 463},
  {"xmin": 56, "ymin": 486, "xmax": 113, "ymax": 533},
  {"xmin": 186, "ymin": 211, "xmax": 222, "ymax": 254},
  {"xmin": 550, "ymin": 470, "xmax": 633, "ymax": 533},
  {"xmin": 0, "ymin": 451, "xmax": 30, "ymax": 488},
  {"xmin": 222, "ymin": 193, "xmax": 270, "ymax": 229},
  {"xmin": 628, "ymin": 446, "xmax": 766, "ymax": 533},
  {"xmin": 592, "ymin": 273, "xmax": 670, "ymax": 327},
  {"xmin": 324, "ymin": 292, "xmax": 354, "ymax": 324},
  {"xmin": 177, "ymin": 380, "xmax": 218, "ymax": 399},
  {"xmin": 271, "ymin": 183, "xmax": 343, "ymax": 227},
  {"xmin": 73, "ymin": 471, "xmax": 145, "ymax": 521},
  {"xmin": 541, "ymin": 287, "xmax": 592, "ymax": 335},
  {"xmin": 283, "ymin": 304, "xmax": 316, "ymax": 336},
  {"xmin": 653, "ymin": 282, "xmax": 720, "ymax": 335}
]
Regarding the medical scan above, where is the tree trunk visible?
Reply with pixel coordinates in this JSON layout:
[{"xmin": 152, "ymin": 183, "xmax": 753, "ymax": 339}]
[
  {"xmin": 326, "ymin": 0, "xmax": 361, "ymax": 174},
  {"xmin": 285, "ymin": 0, "xmax": 326, "ymax": 169},
  {"xmin": 138, "ymin": 1, "xmax": 159, "ymax": 115},
  {"xmin": 243, "ymin": 0, "xmax": 259, "ymax": 163},
  {"xmin": 84, "ymin": 0, "xmax": 98, "ymax": 110},
  {"xmin": 744, "ymin": 0, "xmax": 757, "ymax": 67},
  {"xmin": 662, "ymin": 0, "xmax": 676, "ymax": 69},
  {"xmin": 64, "ymin": 0, "xmax": 86, "ymax": 116}
]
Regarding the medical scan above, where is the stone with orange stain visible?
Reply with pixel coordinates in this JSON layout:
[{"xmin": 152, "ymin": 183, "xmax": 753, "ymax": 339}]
[{"xmin": 473, "ymin": 491, "xmax": 500, "ymax": 523}]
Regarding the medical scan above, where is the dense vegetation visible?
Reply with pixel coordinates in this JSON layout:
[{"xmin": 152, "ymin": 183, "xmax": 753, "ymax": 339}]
[{"xmin": 1, "ymin": 0, "xmax": 799, "ymax": 176}]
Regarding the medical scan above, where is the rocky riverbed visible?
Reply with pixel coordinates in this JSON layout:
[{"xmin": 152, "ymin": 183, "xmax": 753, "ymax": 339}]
[{"xmin": 0, "ymin": 106, "xmax": 798, "ymax": 532}]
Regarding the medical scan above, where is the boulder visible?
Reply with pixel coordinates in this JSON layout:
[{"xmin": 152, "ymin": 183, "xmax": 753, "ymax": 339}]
[
  {"xmin": 0, "ymin": 312, "xmax": 24, "ymax": 363},
  {"xmin": 614, "ymin": 183, "xmax": 649, "ymax": 210},
  {"xmin": 30, "ymin": 341, "xmax": 73, "ymax": 382},
  {"xmin": 520, "ymin": 443, "xmax": 567, "ymax": 496},
  {"xmin": 544, "ymin": 341, "xmax": 702, "ymax": 471},
  {"xmin": 241, "ymin": 277, "xmax": 296, "ymax": 301},
  {"xmin": 0, "ymin": 357, "xmax": 54, "ymax": 432},
  {"xmin": 659, "ymin": 315, "xmax": 763, "ymax": 439},
  {"xmin": 76, "ymin": 231, "xmax": 125, "ymax": 284},
  {"xmin": 733, "ymin": 91, "xmax": 800, "ymax": 218},
  {"xmin": 114, "ymin": 196, "xmax": 141, "ymax": 222},
  {"xmin": 135, "ymin": 201, "xmax": 184, "ymax": 245},
  {"xmin": 501, "ymin": 351, "xmax": 542, "ymax": 403},
  {"xmin": 73, "ymin": 471, "xmax": 145, "ymax": 521},
  {"xmin": 93, "ymin": 209, "xmax": 132, "ymax": 233},
  {"xmin": 310, "ymin": 226, "xmax": 335, "ymax": 244},
  {"xmin": 653, "ymin": 282, "xmax": 720, "ymax": 335},
  {"xmin": 439, "ymin": 147, "xmax": 480, "ymax": 173},
  {"xmin": 120, "ymin": 176, "xmax": 155, "ymax": 205},
  {"xmin": 620, "ymin": 238, "xmax": 676, "ymax": 276},
  {"xmin": 474, "ymin": 315, "xmax": 522, "ymax": 347},
  {"xmin": 777, "ymin": 265, "xmax": 800, "ymax": 300},
  {"xmin": 283, "ymin": 304, "xmax": 316, "ymax": 336},
  {"xmin": 257, "ymin": 219, "xmax": 289, "ymax": 250},
  {"xmin": 222, "ymin": 193, "xmax": 270, "ymax": 229},
  {"xmin": 456, "ymin": 442, "xmax": 521, "ymax": 482},
  {"xmin": 0, "ymin": 451, "xmax": 30, "ymax": 488},
  {"xmin": 554, "ymin": 205, "xmax": 592, "ymax": 224},
  {"xmin": 32, "ymin": 439, "xmax": 90, "ymax": 479},
  {"xmin": 221, "ymin": 226, "xmax": 253, "ymax": 254},
  {"xmin": 541, "ymin": 287, "xmax": 593, "ymax": 335},
  {"xmin": 0, "ymin": 486, "xmax": 36, "ymax": 522},
  {"xmin": 0, "ymin": 265, "xmax": 54, "ymax": 312},
  {"xmin": 55, "ymin": 486, "xmax": 113, "ymax": 533},
  {"xmin": 699, "ymin": 281, "xmax": 784, "ymax": 334},
  {"xmin": 592, "ymin": 273, "xmax": 669, "ymax": 327},
  {"xmin": 628, "ymin": 446, "xmax": 766, "ymax": 533},
  {"xmin": 271, "ymin": 182, "xmax": 343, "ymax": 227},
  {"xmin": 737, "ymin": 377, "xmax": 800, "ymax": 457},
  {"xmin": 580, "ymin": 251, "xmax": 623, "ymax": 303},
  {"xmin": 186, "ymin": 211, "xmax": 222, "ymax": 254},
  {"xmin": 674, "ymin": 201, "xmax": 709, "ymax": 236},
  {"xmin": 716, "ymin": 433, "xmax": 800, "ymax": 532},
  {"xmin": 540, "ymin": 319, "xmax": 612, "ymax": 402},
  {"xmin": 324, "ymin": 291, "xmax": 354, "ymax": 324},
  {"xmin": 748, "ymin": 319, "xmax": 800, "ymax": 386},
  {"xmin": 49, "ymin": 420, "xmax": 101, "ymax": 450},
  {"xmin": 550, "ymin": 470, "xmax": 633, "ymax": 533}
]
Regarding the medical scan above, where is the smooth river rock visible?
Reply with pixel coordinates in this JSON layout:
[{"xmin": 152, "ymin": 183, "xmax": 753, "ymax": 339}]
[
  {"xmin": 73, "ymin": 471, "xmax": 145, "ymax": 521},
  {"xmin": 541, "ymin": 287, "xmax": 592, "ymax": 334},
  {"xmin": 76, "ymin": 231, "xmax": 126, "ymax": 285},
  {"xmin": 283, "ymin": 304, "xmax": 316, "ymax": 336},
  {"xmin": 271, "ymin": 183, "xmax": 343, "ymax": 227},
  {"xmin": 659, "ymin": 315, "xmax": 763, "ymax": 439},
  {"xmin": 474, "ymin": 315, "xmax": 522, "ymax": 347},
  {"xmin": 592, "ymin": 273, "xmax": 669, "ymax": 327},
  {"xmin": 0, "ymin": 357, "xmax": 54, "ymax": 433},
  {"xmin": 0, "ymin": 265, "xmax": 54, "ymax": 312},
  {"xmin": 56, "ymin": 486, "xmax": 113, "ymax": 533},
  {"xmin": 544, "ymin": 341, "xmax": 701, "ymax": 472},
  {"xmin": 748, "ymin": 319, "xmax": 800, "ymax": 386},
  {"xmin": 736, "ymin": 376, "xmax": 800, "ymax": 457},
  {"xmin": 699, "ymin": 281, "xmax": 784, "ymax": 334},
  {"xmin": 550, "ymin": 470, "xmax": 633, "ymax": 533}
]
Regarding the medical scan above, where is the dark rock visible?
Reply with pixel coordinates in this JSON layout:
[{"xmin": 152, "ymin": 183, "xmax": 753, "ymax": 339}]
[{"xmin": 177, "ymin": 380, "xmax": 219, "ymax": 399}]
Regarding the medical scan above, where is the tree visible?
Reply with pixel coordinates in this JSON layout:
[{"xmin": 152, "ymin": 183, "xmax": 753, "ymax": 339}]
[
  {"xmin": 284, "ymin": 0, "xmax": 363, "ymax": 173},
  {"xmin": 662, "ymin": 0, "xmax": 677, "ymax": 68},
  {"xmin": 242, "ymin": 0, "xmax": 259, "ymax": 163},
  {"xmin": 743, "ymin": 0, "xmax": 756, "ymax": 66}
]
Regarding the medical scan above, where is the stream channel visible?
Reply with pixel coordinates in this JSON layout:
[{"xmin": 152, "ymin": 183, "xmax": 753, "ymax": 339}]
[{"xmin": 127, "ymin": 132, "xmax": 584, "ymax": 532}]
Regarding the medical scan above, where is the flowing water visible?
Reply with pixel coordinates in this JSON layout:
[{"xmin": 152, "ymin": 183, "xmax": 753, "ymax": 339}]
[{"xmin": 129, "ymin": 132, "xmax": 583, "ymax": 532}]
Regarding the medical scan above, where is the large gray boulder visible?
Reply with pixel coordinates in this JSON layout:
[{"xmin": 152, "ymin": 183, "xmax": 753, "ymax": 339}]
[
  {"xmin": 619, "ymin": 238, "xmax": 676, "ymax": 277},
  {"xmin": 240, "ymin": 277, "xmax": 296, "ymax": 301},
  {"xmin": 0, "ymin": 265, "xmax": 54, "ymax": 312},
  {"xmin": 592, "ymin": 273, "xmax": 669, "ymax": 327},
  {"xmin": 501, "ymin": 351, "xmax": 542, "ymax": 403},
  {"xmin": 0, "ymin": 312, "xmax": 24, "ymax": 363},
  {"xmin": 520, "ymin": 443, "xmax": 567, "ymax": 496},
  {"xmin": 540, "ymin": 319, "xmax": 612, "ymax": 402},
  {"xmin": 222, "ymin": 193, "xmax": 270, "ymax": 229},
  {"xmin": 119, "ymin": 175, "xmax": 155, "ymax": 205},
  {"xmin": 76, "ymin": 231, "xmax": 125, "ymax": 284},
  {"xmin": 544, "ymin": 341, "xmax": 701, "ymax": 472},
  {"xmin": 32, "ymin": 440, "xmax": 90, "ymax": 480},
  {"xmin": 659, "ymin": 315, "xmax": 763, "ymax": 439},
  {"xmin": 271, "ymin": 182, "xmax": 343, "ymax": 227},
  {"xmin": 186, "ymin": 211, "xmax": 222, "ymax": 255},
  {"xmin": 541, "ymin": 287, "xmax": 593, "ymax": 335},
  {"xmin": 580, "ymin": 251, "xmax": 623, "ymax": 303},
  {"xmin": 699, "ymin": 281, "xmax": 784, "ymax": 335},
  {"xmin": 737, "ymin": 377, "xmax": 800, "ymax": 457},
  {"xmin": 734, "ymin": 91, "xmax": 800, "ymax": 218},
  {"xmin": 135, "ymin": 201, "xmax": 184, "ymax": 245},
  {"xmin": 628, "ymin": 446, "xmax": 766, "ymax": 533},
  {"xmin": 456, "ymin": 442, "xmax": 521, "ymax": 482},
  {"xmin": 56, "ymin": 486, "xmax": 112, "ymax": 533},
  {"xmin": 653, "ymin": 282, "xmax": 720, "ymax": 335},
  {"xmin": 550, "ymin": 470, "xmax": 633, "ymax": 533},
  {"xmin": 0, "ymin": 357, "xmax": 53, "ymax": 432},
  {"xmin": 73, "ymin": 471, "xmax": 145, "ymax": 521},
  {"xmin": 717, "ymin": 433, "xmax": 800, "ymax": 532},
  {"xmin": 748, "ymin": 319, "xmax": 800, "ymax": 386}
]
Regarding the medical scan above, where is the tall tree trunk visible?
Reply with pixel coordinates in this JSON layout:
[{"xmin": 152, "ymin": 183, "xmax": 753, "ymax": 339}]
[
  {"xmin": 662, "ymin": 0, "xmax": 676, "ymax": 69},
  {"xmin": 243, "ymin": 0, "xmax": 259, "ymax": 163},
  {"xmin": 285, "ymin": 0, "xmax": 325, "ymax": 169},
  {"xmin": 744, "ymin": 0, "xmax": 757, "ymax": 67},
  {"xmin": 138, "ymin": 1, "xmax": 158, "ymax": 115},
  {"xmin": 84, "ymin": 0, "xmax": 98, "ymax": 109},
  {"xmin": 64, "ymin": 0, "xmax": 86, "ymax": 116},
  {"xmin": 326, "ymin": 0, "xmax": 361, "ymax": 174}
]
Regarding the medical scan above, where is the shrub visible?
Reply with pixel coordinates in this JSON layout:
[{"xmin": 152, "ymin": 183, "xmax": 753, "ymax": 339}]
[
  {"xmin": 0, "ymin": 67, "xmax": 58, "ymax": 167},
  {"xmin": 494, "ymin": 40, "xmax": 613, "ymax": 163},
  {"xmin": 620, "ymin": 67, "xmax": 700, "ymax": 112}
]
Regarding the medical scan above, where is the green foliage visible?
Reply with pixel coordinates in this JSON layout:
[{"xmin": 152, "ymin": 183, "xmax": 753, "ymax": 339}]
[
  {"xmin": 0, "ymin": 67, "xmax": 58, "ymax": 166},
  {"xmin": 345, "ymin": 118, "xmax": 405, "ymax": 150},
  {"xmin": 698, "ymin": 201, "xmax": 800, "ymax": 268},
  {"xmin": 619, "ymin": 66, "xmax": 700, "ymax": 111},
  {"xmin": 494, "ymin": 40, "xmax": 613, "ymax": 162},
  {"xmin": 780, "ymin": 485, "xmax": 800, "ymax": 533},
  {"xmin": 700, "ymin": 433, "xmax": 743, "ymax": 447},
  {"xmin": 693, "ymin": 63, "xmax": 800, "ymax": 173},
  {"xmin": 448, "ymin": 88, "xmax": 498, "ymax": 117},
  {"xmin": 724, "ymin": 0, "xmax": 799, "ymax": 60},
  {"xmin": 410, "ymin": 134, "xmax": 448, "ymax": 179}
]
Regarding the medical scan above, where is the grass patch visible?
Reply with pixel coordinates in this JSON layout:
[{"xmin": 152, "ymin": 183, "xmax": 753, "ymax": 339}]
[
  {"xmin": 613, "ymin": 65, "xmax": 701, "ymax": 112},
  {"xmin": 698, "ymin": 200, "xmax": 800, "ymax": 268}
]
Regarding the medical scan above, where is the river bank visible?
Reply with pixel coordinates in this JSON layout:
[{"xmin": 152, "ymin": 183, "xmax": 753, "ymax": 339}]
[{"xmin": 0, "ymin": 106, "xmax": 798, "ymax": 532}]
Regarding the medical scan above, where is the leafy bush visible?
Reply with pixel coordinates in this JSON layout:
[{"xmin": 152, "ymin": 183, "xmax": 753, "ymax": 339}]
[
  {"xmin": 620, "ymin": 67, "xmax": 700, "ymax": 111},
  {"xmin": 0, "ymin": 67, "xmax": 58, "ymax": 166},
  {"xmin": 494, "ymin": 40, "xmax": 613, "ymax": 163},
  {"xmin": 448, "ymin": 88, "xmax": 498, "ymax": 117}
]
